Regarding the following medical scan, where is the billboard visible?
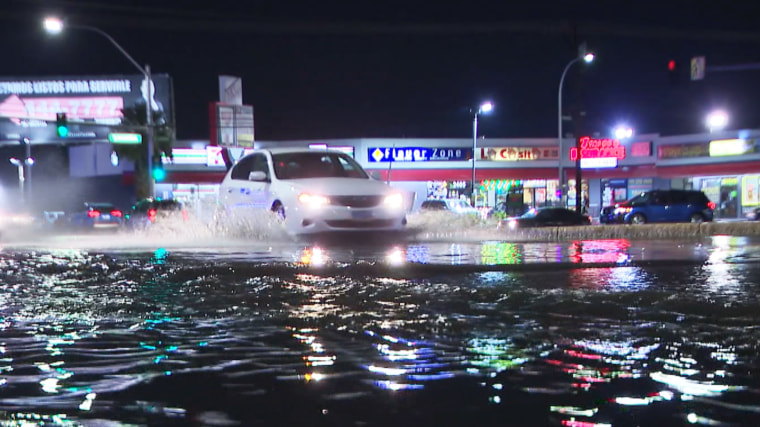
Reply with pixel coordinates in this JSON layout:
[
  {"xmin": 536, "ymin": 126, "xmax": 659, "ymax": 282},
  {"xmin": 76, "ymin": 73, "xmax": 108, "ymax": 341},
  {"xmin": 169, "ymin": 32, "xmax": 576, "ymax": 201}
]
[{"xmin": 0, "ymin": 74, "xmax": 173, "ymax": 144}]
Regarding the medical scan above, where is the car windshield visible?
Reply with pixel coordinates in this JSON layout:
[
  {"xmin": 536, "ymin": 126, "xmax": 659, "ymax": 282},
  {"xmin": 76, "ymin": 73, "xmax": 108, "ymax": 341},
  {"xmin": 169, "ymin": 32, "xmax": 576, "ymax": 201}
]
[
  {"xmin": 272, "ymin": 152, "xmax": 368, "ymax": 180},
  {"xmin": 87, "ymin": 203, "xmax": 115, "ymax": 211},
  {"xmin": 520, "ymin": 208, "xmax": 539, "ymax": 218},
  {"xmin": 447, "ymin": 200, "xmax": 473, "ymax": 210}
]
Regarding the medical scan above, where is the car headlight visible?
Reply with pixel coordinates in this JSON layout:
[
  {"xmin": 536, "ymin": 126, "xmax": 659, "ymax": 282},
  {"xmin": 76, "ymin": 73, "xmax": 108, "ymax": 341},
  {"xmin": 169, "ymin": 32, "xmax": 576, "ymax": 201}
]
[
  {"xmin": 614, "ymin": 207, "xmax": 632, "ymax": 215},
  {"xmin": 508, "ymin": 219, "xmax": 518, "ymax": 230},
  {"xmin": 383, "ymin": 193, "xmax": 404, "ymax": 209},
  {"xmin": 298, "ymin": 193, "xmax": 330, "ymax": 208}
]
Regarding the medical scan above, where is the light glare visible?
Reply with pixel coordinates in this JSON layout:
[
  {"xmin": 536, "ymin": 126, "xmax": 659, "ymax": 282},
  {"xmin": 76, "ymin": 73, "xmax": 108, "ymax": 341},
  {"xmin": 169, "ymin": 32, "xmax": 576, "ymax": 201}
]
[
  {"xmin": 43, "ymin": 17, "xmax": 64, "ymax": 34},
  {"xmin": 706, "ymin": 110, "xmax": 729, "ymax": 131},
  {"xmin": 479, "ymin": 102, "xmax": 494, "ymax": 114},
  {"xmin": 583, "ymin": 53, "xmax": 595, "ymax": 63}
]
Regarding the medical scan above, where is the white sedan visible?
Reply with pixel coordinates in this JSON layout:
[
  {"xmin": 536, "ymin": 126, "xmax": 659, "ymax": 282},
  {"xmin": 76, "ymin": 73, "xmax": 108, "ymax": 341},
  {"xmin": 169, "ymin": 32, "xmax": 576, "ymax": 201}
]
[{"xmin": 217, "ymin": 147, "xmax": 408, "ymax": 235}]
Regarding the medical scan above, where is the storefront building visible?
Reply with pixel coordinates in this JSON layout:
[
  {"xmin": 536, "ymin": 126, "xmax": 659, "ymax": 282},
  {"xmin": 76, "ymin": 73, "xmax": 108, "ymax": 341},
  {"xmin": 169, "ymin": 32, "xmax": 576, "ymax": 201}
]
[{"xmin": 66, "ymin": 129, "xmax": 760, "ymax": 221}]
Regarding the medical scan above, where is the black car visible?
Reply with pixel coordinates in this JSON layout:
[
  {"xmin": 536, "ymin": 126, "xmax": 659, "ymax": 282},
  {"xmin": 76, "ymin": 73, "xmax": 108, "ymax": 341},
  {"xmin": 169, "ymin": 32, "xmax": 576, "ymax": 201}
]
[
  {"xmin": 600, "ymin": 189, "xmax": 715, "ymax": 224},
  {"xmin": 503, "ymin": 207, "xmax": 590, "ymax": 230},
  {"xmin": 126, "ymin": 198, "xmax": 188, "ymax": 229}
]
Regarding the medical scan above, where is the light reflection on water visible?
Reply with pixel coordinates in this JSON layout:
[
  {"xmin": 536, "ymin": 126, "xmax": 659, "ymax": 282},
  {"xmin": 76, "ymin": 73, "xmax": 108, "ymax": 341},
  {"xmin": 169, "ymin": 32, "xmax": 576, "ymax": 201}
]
[{"xmin": 0, "ymin": 237, "xmax": 758, "ymax": 426}]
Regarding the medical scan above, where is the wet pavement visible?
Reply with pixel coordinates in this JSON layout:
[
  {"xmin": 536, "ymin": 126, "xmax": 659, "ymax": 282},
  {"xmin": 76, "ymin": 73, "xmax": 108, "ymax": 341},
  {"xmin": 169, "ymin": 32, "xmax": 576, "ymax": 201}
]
[{"xmin": 0, "ymin": 218, "xmax": 759, "ymax": 426}]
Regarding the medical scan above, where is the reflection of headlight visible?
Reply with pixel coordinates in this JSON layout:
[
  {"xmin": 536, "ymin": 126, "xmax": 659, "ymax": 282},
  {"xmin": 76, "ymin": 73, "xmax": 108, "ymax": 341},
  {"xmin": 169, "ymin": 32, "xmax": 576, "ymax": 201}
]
[
  {"xmin": 298, "ymin": 193, "xmax": 330, "ymax": 208},
  {"xmin": 614, "ymin": 207, "xmax": 632, "ymax": 215},
  {"xmin": 383, "ymin": 193, "xmax": 404, "ymax": 209},
  {"xmin": 508, "ymin": 220, "xmax": 518, "ymax": 230}
]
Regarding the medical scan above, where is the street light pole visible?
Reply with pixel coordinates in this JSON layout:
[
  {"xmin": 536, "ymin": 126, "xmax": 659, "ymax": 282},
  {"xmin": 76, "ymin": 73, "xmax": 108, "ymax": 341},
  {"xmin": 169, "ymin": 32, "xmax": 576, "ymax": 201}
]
[
  {"xmin": 43, "ymin": 17, "xmax": 155, "ymax": 198},
  {"xmin": 471, "ymin": 112, "xmax": 478, "ymax": 203},
  {"xmin": 557, "ymin": 51, "xmax": 594, "ymax": 207},
  {"xmin": 470, "ymin": 102, "xmax": 493, "ymax": 205}
]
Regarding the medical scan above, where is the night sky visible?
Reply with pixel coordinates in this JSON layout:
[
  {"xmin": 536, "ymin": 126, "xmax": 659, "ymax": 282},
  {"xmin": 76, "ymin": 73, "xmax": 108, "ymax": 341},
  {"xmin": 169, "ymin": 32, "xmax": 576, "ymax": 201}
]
[{"xmin": 2, "ymin": 0, "xmax": 760, "ymax": 142}]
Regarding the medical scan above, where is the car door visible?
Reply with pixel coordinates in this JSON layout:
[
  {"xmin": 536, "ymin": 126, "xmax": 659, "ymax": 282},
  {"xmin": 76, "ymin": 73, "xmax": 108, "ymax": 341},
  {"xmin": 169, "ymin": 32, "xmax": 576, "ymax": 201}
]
[
  {"xmin": 644, "ymin": 191, "xmax": 669, "ymax": 222},
  {"xmin": 666, "ymin": 191, "xmax": 689, "ymax": 221},
  {"xmin": 223, "ymin": 155, "xmax": 256, "ymax": 209},
  {"xmin": 247, "ymin": 153, "xmax": 272, "ymax": 209}
]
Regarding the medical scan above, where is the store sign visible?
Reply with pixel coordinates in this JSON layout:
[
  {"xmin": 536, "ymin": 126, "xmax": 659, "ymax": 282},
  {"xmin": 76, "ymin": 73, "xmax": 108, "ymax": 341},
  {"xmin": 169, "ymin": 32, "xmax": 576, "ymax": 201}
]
[
  {"xmin": 709, "ymin": 138, "xmax": 756, "ymax": 157},
  {"xmin": 581, "ymin": 157, "xmax": 618, "ymax": 168},
  {"xmin": 482, "ymin": 146, "xmax": 558, "ymax": 161},
  {"xmin": 657, "ymin": 143, "xmax": 709, "ymax": 159},
  {"xmin": 569, "ymin": 137, "xmax": 626, "ymax": 161},
  {"xmin": 368, "ymin": 147, "xmax": 471, "ymax": 162},
  {"xmin": 630, "ymin": 141, "xmax": 652, "ymax": 157}
]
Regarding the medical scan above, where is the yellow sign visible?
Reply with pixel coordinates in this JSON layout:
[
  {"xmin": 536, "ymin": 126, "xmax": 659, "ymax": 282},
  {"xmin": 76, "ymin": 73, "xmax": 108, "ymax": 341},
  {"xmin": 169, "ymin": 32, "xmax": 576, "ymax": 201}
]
[
  {"xmin": 709, "ymin": 138, "xmax": 752, "ymax": 157},
  {"xmin": 742, "ymin": 175, "xmax": 760, "ymax": 206}
]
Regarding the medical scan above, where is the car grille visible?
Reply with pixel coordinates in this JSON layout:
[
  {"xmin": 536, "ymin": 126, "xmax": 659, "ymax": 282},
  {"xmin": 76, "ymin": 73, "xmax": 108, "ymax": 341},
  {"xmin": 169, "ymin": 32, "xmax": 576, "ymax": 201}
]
[
  {"xmin": 325, "ymin": 219, "xmax": 396, "ymax": 228},
  {"xmin": 330, "ymin": 195, "xmax": 384, "ymax": 208}
]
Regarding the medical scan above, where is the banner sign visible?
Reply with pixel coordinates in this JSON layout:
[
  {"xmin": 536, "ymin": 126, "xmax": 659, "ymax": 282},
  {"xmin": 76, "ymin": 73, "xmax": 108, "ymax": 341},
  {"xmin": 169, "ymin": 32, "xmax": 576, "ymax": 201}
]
[
  {"xmin": 657, "ymin": 143, "xmax": 710, "ymax": 159},
  {"xmin": 0, "ymin": 74, "xmax": 173, "ymax": 143},
  {"xmin": 482, "ymin": 146, "xmax": 558, "ymax": 161},
  {"xmin": 368, "ymin": 147, "xmax": 472, "ymax": 162}
]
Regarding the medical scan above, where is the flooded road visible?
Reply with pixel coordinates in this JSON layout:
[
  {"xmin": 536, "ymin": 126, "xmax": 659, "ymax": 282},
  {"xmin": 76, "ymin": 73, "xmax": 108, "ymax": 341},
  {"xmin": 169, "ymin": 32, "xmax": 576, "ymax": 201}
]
[{"xmin": 1, "ymin": 222, "xmax": 759, "ymax": 426}]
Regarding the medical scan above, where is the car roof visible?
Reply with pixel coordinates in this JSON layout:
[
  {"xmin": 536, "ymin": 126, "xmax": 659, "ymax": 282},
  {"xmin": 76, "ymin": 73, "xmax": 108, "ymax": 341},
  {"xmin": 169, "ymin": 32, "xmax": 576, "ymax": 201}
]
[{"xmin": 256, "ymin": 147, "xmax": 349, "ymax": 156}]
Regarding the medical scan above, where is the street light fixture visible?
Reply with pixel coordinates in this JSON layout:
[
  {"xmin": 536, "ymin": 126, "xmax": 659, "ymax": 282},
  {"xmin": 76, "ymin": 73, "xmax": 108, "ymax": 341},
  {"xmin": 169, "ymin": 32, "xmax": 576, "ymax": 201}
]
[
  {"xmin": 472, "ymin": 101, "xmax": 494, "ymax": 204},
  {"xmin": 43, "ymin": 15, "xmax": 156, "ymax": 198},
  {"xmin": 613, "ymin": 125, "xmax": 634, "ymax": 140},
  {"xmin": 706, "ymin": 110, "xmax": 729, "ymax": 132},
  {"xmin": 558, "ymin": 48, "xmax": 594, "ymax": 206}
]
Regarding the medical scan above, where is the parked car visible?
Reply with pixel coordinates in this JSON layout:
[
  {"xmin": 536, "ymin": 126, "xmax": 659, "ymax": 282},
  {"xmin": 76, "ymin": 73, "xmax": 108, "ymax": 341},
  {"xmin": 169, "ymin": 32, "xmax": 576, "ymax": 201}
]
[
  {"xmin": 126, "ymin": 198, "xmax": 188, "ymax": 229},
  {"xmin": 60, "ymin": 202, "xmax": 124, "ymax": 230},
  {"xmin": 503, "ymin": 207, "xmax": 591, "ymax": 230},
  {"xmin": 600, "ymin": 189, "xmax": 715, "ymax": 224},
  {"xmin": 216, "ymin": 147, "xmax": 408, "ymax": 235},
  {"xmin": 419, "ymin": 198, "xmax": 479, "ymax": 215}
]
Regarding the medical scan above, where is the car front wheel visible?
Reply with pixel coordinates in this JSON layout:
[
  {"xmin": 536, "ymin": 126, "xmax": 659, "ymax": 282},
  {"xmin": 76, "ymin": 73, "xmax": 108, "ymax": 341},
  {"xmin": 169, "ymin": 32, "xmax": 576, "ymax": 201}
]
[
  {"xmin": 630, "ymin": 213, "xmax": 647, "ymax": 225},
  {"xmin": 272, "ymin": 202, "xmax": 285, "ymax": 221}
]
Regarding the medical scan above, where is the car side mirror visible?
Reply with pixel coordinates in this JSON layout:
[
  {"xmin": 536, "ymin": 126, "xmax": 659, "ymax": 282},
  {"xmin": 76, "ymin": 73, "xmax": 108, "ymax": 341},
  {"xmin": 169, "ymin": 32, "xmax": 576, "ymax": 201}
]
[
  {"xmin": 248, "ymin": 171, "xmax": 268, "ymax": 181},
  {"xmin": 369, "ymin": 171, "xmax": 382, "ymax": 180}
]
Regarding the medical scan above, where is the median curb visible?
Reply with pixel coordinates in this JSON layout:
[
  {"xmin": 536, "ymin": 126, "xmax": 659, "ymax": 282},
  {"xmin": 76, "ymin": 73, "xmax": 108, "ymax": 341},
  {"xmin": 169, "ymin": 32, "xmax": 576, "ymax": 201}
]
[{"xmin": 494, "ymin": 221, "xmax": 760, "ymax": 241}]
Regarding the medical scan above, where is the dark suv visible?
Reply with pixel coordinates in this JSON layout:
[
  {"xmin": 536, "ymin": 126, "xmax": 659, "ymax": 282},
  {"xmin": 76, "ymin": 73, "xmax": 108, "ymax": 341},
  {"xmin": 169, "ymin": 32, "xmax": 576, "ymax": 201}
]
[{"xmin": 600, "ymin": 190, "xmax": 715, "ymax": 224}]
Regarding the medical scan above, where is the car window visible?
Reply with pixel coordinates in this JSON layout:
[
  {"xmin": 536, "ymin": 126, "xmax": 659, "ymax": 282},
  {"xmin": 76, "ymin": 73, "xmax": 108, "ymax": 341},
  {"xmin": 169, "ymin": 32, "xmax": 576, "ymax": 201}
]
[
  {"xmin": 273, "ymin": 152, "xmax": 368, "ymax": 179},
  {"xmin": 231, "ymin": 155, "xmax": 256, "ymax": 180},
  {"xmin": 421, "ymin": 200, "xmax": 445, "ymax": 210},
  {"xmin": 686, "ymin": 192, "xmax": 707, "ymax": 204},
  {"xmin": 628, "ymin": 193, "xmax": 649, "ymax": 206},
  {"xmin": 251, "ymin": 154, "xmax": 270, "ymax": 179},
  {"xmin": 521, "ymin": 209, "xmax": 538, "ymax": 218}
]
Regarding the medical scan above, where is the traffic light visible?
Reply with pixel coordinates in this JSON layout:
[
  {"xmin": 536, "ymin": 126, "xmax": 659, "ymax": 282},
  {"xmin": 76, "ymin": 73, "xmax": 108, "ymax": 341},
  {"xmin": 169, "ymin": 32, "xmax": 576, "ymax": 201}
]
[
  {"xmin": 55, "ymin": 112, "xmax": 68, "ymax": 137},
  {"xmin": 151, "ymin": 155, "xmax": 166, "ymax": 182},
  {"xmin": 667, "ymin": 59, "xmax": 681, "ymax": 85}
]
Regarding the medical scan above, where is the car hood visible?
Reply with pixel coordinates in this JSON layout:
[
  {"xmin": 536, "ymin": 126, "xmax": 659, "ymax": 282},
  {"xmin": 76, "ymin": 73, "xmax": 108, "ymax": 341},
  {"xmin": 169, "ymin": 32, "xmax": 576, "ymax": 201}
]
[{"xmin": 279, "ymin": 178, "xmax": 396, "ymax": 196}]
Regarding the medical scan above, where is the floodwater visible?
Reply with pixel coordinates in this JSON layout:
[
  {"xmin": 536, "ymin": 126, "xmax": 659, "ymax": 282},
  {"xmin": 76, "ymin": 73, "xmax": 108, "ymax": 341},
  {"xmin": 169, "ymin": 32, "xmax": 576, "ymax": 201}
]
[{"xmin": 1, "ymin": 214, "xmax": 759, "ymax": 426}]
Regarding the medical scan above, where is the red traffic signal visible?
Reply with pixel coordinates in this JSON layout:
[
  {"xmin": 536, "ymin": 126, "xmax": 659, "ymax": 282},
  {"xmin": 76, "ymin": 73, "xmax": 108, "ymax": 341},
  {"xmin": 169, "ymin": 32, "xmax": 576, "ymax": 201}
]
[{"xmin": 668, "ymin": 60, "xmax": 676, "ymax": 71}]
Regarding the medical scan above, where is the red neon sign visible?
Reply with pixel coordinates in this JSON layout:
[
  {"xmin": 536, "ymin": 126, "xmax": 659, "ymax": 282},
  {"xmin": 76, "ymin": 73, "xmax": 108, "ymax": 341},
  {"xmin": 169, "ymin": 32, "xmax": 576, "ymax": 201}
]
[{"xmin": 569, "ymin": 136, "xmax": 626, "ymax": 160}]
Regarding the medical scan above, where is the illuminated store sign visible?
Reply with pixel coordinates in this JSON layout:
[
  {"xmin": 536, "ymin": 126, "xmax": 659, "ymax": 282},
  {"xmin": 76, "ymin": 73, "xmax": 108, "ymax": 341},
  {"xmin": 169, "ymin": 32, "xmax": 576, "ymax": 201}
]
[
  {"xmin": 368, "ymin": 147, "xmax": 471, "ymax": 162},
  {"xmin": 630, "ymin": 141, "xmax": 652, "ymax": 157},
  {"xmin": 581, "ymin": 157, "xmax": 618, "ymax": 168},
  {"xmin": 709, "ymin": 138, "xmax": 756, "ymax": 157},
  {"xmin": 570, "ymin": 137, "xmax": 626, "ymax": 161},
  {"xmin": 482, "ymin": 146, "xmax": 558, "ymax": 161}
]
